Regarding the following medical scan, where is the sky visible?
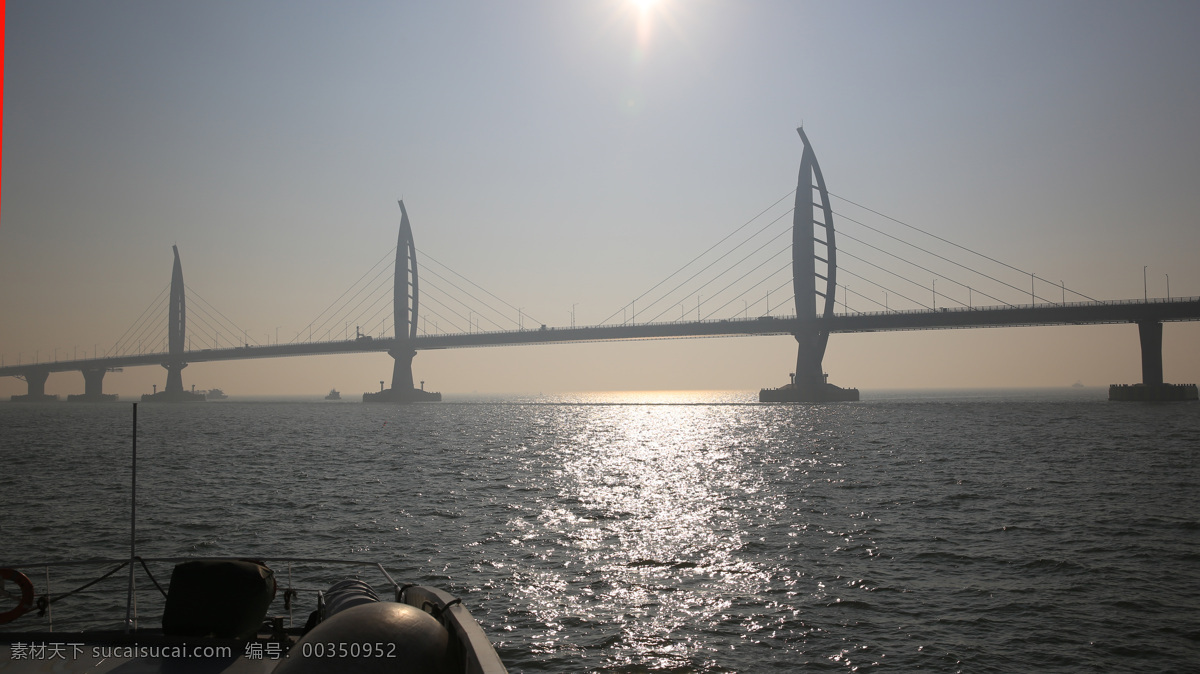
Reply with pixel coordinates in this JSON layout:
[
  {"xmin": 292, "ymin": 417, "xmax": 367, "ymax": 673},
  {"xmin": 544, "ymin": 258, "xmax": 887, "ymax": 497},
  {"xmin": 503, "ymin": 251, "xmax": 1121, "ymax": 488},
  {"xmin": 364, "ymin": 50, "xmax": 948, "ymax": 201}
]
[{"xmin": 3, "ymin": 0, "xmax": 1200, "ymax": 397}]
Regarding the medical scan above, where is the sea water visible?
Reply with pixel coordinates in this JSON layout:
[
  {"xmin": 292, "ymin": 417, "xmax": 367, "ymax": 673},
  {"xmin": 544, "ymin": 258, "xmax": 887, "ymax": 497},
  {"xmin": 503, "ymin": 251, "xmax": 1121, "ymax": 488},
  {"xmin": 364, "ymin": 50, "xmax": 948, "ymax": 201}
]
[{"xmin": 1, "ymin": 390, "xmax": 1197, "ymax": 672}]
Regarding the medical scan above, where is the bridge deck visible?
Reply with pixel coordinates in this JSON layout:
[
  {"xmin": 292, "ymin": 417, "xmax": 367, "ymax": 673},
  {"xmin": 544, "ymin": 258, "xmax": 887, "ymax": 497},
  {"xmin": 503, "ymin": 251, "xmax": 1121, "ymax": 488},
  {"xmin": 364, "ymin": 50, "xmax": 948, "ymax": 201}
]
[{"xmin": 3, "ymin": 298, "xmax": 1199, "ymax": 377}]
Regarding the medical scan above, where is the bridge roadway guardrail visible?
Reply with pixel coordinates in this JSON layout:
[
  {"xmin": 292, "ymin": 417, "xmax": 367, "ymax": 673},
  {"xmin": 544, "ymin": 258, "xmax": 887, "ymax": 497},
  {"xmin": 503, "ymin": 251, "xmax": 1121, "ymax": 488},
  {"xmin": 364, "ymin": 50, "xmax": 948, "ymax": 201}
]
[
  {"xmin": 3, "ymin": 297, "xmax": 1199, "ymax": 378},
  {"xmin": 828, "ymin": 296, "xmax": 1200, "ymax": 332}
]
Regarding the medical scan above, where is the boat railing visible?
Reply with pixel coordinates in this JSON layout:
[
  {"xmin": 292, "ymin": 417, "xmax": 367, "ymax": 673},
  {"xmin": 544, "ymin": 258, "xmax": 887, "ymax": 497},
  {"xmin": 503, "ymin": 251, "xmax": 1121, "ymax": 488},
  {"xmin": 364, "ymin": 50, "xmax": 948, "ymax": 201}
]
[{"xmin": 0, "ymin": 555, "xmax": 404, "ymax": 634}]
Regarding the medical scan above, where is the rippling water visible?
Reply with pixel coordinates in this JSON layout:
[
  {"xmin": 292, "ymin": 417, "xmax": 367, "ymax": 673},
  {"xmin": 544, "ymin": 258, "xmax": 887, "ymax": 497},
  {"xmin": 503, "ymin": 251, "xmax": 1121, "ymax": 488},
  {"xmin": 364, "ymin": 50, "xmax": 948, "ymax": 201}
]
[{"xmin": 2, "ymin": 390, "xmax": 1198, "ymax": 672}]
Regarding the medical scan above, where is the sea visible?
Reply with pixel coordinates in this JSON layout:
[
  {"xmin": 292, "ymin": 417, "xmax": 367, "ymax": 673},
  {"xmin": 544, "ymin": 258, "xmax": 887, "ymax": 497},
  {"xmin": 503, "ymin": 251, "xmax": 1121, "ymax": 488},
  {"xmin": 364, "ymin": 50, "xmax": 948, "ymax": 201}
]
[{"xmin": 1, "ymin": 389, "xmax": 1197, "ymax": 673}]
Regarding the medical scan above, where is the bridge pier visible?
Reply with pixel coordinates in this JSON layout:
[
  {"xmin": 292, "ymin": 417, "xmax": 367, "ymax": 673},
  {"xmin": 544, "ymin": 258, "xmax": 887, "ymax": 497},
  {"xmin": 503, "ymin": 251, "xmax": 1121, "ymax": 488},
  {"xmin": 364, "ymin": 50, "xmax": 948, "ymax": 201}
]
[
  {"xmin": 1138, "ymin": 320, "xmax": 1163, "ymax": 387},
  {"xmin": 760, "ymin": 334, "xmax": 859, "ymax": 403},
  {"xmin": 166, "ymin": 361, "xmax": 186, "ymax": 394},
  {"xmin": 143, "ymin": 361, "xmax": 205, "ymax": 402},
  {"xmin": 363, "ymin": 347, "xmax": 441, "ymax": 402},
  {"xmin": 1109, "ymin": 320, "xmax": 1198, "ymax": 401},
  {"xmin": 11, "ymin": 368, "xmax": 58, "ymax": 402},
  {"xmin": 392, "ymin": 347, "xmax": 416, "ymax": 392},
  {"xmin": 67, "ymin": 367, "xmax": 119, "ymax": 402}
]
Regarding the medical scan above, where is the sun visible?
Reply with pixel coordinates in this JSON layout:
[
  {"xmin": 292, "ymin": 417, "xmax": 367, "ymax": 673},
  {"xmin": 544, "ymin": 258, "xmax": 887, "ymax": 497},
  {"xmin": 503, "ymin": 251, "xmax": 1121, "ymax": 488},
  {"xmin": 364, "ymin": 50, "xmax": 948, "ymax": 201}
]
[{"xmin": 630, "ymin": 0, "xmax": 660, "ymax": 13}]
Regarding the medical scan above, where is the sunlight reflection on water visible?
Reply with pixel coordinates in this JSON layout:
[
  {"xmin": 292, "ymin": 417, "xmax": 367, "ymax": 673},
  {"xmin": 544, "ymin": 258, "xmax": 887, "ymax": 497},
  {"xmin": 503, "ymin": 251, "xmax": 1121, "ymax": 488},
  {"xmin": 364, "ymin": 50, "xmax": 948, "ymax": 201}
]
[
  {"xmin": 553, "ymin": 390, "xmax": 759, "ymax": 405},
  {"xmin": 508, "ymin": 402, "xmax": 779, "ymax": 668}
]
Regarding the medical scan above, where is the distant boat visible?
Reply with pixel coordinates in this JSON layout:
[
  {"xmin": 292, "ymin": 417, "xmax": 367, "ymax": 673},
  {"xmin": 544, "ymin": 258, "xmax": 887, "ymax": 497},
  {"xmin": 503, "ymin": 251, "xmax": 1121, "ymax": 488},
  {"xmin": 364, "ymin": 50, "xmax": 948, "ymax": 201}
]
[
  {"xmin": 1072, "ymin": 381, "xmax": 1084, "ymax": 388},
  {"xmin": 205, "ymin": 388, "xmax": 228, "ymax": 400},
  {"xmin": 325, "ymin": 388, "xmax": 342, "ymax": 400}
]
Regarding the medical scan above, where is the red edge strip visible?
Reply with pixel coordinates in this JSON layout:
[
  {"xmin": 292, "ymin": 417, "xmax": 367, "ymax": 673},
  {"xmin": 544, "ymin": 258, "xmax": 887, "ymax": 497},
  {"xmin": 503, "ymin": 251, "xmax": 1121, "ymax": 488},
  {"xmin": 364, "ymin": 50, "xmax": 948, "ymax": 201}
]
[{"xmin": 1, "ymin": 0, "xmax": 6, "ymax": 223}]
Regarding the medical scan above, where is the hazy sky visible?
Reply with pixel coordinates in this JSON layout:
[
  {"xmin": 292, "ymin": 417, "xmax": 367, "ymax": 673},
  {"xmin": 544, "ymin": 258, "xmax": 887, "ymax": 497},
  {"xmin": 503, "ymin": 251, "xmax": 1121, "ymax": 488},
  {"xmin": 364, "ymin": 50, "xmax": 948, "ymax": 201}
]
[{"xmin": 3, "ymin": 0, "xmax": 1199, "ymax": 397}]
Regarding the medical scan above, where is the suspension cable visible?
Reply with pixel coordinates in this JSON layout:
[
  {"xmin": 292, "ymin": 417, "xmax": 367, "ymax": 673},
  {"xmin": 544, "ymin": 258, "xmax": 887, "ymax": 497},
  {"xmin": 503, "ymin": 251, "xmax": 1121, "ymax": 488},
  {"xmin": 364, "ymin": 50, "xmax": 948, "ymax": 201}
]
[
  {"xmin": 835, "ymin": 214, "xmax": 1040, "ymax": 305},
  {"xmin": 420, "ymin": 264, "xmax": 517, "ymax": 330},
  {"xmin": 419, "ymin": 250, "xmax": 542, "ymax": 327},
  {"xmin": 838, "ymin": 266, "xmax": 931, "ymax": 310},
  {"xmin": 830, "ymin": 192, "xmax": 1099, "ymax": 302},
  {"xmin": 108, "ymin": 284, "xmax": 169, "ymax": 357},
  {"xmin": 621, "ymin": 206, "xmax": 793, "ymax": 324},
  {"xmin": 701, "ymin": 256, "xmax": 793, "ymax": 320},
  {"xmin": 599, "ymin": 189, "xmax": 796, "ymax": 325},
  {"xmin": 837, "ymin": 231, "xmax": 1013, "ymax": 307},
  {"xmin": 298, "ymin": 247, "xmax": 396, "ymax": 342},
  {"xmin": 186, "ymin": 288, "xmax": 259, "ymax": 347}
]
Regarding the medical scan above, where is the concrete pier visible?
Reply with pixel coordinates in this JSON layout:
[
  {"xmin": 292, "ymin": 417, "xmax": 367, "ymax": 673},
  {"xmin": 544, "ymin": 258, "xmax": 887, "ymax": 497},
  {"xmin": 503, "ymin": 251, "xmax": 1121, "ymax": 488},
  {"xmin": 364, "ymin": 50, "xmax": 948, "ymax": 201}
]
[
  {"xmin": 1108, "ymin": 320, "xmax": 1198, "ymax": 401},
  {"xmin": 363, "ymin": 346, "xmax": 441, "ymax": 402},
  {"xmin": 143, "ymin": 363, "xmax": 205, "ymax": 402},
  {"xmin": 67, "ymin": 367, "xmax": 118, "ymax": 402},
  {"xmin": 10, "ymin": 368, "xmax": 57, "ymax": 402}
]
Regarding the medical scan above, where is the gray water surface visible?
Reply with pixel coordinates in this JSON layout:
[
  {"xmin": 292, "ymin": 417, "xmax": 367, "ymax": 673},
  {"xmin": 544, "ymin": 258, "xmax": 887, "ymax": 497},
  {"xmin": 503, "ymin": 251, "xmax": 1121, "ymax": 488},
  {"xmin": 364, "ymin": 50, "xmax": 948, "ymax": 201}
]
[{"xmin": 2, "ymin": 391, "xmax": 1197, "ymax": 672}]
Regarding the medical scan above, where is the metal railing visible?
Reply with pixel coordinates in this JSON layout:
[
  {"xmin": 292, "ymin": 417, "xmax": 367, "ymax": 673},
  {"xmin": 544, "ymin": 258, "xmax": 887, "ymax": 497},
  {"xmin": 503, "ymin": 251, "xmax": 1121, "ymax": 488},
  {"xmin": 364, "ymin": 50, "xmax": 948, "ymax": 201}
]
[{"xmin": 1, "ymin": 556, "xmax": 402, "ymax": 633}]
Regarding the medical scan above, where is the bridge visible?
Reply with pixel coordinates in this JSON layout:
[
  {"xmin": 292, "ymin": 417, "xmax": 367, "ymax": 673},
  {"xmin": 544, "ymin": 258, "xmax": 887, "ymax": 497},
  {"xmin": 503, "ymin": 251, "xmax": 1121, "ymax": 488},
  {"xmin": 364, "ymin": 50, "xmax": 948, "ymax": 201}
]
[{"xmin": 4, "ymin": 129, "xmax": 1198, "ymax": 402}]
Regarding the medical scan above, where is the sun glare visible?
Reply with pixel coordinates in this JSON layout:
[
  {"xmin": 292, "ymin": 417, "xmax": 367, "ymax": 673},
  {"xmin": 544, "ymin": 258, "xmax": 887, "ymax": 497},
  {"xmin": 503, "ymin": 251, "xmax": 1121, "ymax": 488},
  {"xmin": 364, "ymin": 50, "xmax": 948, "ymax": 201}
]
[{"xmin": 626, "ymin": 0, "xmax": 665, "ymax": 59}]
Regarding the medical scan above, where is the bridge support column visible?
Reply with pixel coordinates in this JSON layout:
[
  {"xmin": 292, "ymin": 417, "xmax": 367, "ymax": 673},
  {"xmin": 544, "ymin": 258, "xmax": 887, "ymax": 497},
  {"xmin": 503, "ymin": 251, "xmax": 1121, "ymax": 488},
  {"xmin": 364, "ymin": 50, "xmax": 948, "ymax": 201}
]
[
  {"xmin": 391, "ymin": 347, "xmax": 416, "ymax": 392},
  {"xmin": 143, "ymin": 361, "xmax": 204, "ymax": 402},
  {"xmin": 759, "ymin": 333, "xmax": 859, "ymax": 403},
  {"xmin": 1109, "ymin": 320, "xmax": 1198, "ymax": 401},
  {"xmin": 363, "ymin": 347, "xmax": 440, "ymax": 402},
  {"xmin": 68, "ymin": 368, "xmax": 119, "ymax": 402},
  {"xmin": 165, "ymin": 361, "xmax": 186, "ymax": 394},
  {"xmin": 26, "ymin": 369, "xmax": 49, "ymax": 397},
  {"xmin": 1138, "ymin": 320, "xmax": 1163, "ymax": 387},
  {"xmin": 84, "ymin": 368, "xmax": 108, "ymax": 396},
  {"xmin": 12, "ymin": 368, "xmax": 58, "ymax": 402},
  {"xmin": 794, "ymin": 332, "xmax": 826, "ymax": 391}
]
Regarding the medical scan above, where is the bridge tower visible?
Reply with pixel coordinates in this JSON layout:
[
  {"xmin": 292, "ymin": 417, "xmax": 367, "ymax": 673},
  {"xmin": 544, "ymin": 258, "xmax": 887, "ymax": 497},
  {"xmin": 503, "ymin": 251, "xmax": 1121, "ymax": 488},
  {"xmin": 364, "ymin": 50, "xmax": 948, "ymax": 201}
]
[
  {"xmin": 142, "ymin": 245, "xmax": 205, "ymax": 402},
  {"xmin": 364, "ymin": 201, "xmax": 441, "ymax": 402},
  {"xmin": 760, "ymin": 128, "xmax": 858, "ymax": 402}
]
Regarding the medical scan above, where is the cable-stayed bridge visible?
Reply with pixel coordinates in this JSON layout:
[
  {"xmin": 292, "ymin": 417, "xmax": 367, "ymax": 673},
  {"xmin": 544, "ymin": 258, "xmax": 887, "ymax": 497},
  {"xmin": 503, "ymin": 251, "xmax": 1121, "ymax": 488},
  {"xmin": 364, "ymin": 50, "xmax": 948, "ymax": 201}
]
[{"xmin": 4, "ymin": 130, "xmax": 1199, "ymax": 402}]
